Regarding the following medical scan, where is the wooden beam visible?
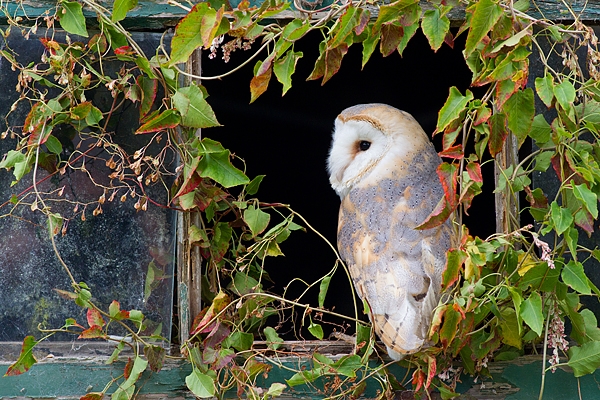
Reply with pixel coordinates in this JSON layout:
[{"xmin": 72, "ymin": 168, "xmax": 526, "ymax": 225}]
[{"xmin": 4, "ymin": 1, "xmax": 600, "ymax": 31}]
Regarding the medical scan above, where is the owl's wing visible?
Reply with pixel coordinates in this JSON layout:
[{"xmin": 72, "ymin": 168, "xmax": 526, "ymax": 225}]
[
  {"xmin": 338, "ymin": 177, "xmax": 451, "ymax": 360},
  {"xmin": 353, "ymin": 227, "xmax": 449, "ymax": 360}
]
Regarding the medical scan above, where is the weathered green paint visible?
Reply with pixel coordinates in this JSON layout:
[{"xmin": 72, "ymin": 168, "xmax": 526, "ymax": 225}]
[
  {"xmin": 2, "ymin": 355, "xmax": 600, "ymax": 399},
  {"xmin": 0, "ymin": 360, "xmax": 191, "ymax": 398}
]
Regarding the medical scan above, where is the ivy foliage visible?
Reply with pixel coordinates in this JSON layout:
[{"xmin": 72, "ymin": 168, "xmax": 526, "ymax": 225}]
[{"xmin": 3, "ymin": 0, "xmax": 600, "ymax": 398}]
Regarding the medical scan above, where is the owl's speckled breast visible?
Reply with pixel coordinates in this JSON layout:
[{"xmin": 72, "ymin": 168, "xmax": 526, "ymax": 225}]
[{"xmin": 337, "ymin": 146, "xmax": 447, "ymax": 265}]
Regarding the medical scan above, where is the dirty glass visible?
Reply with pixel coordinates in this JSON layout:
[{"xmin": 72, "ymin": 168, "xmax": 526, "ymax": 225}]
[{"xmin": 0, "ymin": 30, "xmax": 175, "ymax": 343}]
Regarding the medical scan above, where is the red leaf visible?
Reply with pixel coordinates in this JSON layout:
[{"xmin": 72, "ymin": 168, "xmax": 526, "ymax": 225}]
[
  {"xmin": 137, "ymin": 76, "xmax": 158, "ymax": 119},
  {"xmin": 437, "ymin": 162, "xmax": 458, "ymax": 209},
  {"xmin": 439, "ymin": 307, "xmax": 461, "ymax": 349},
  {"xmin": 250, "ymin": 64, "xmax": 272, "ymax": 103},
  {"xmin": 323, "ymin": 44, "xmax": 348, "ymax": 84},
  {"xmin": 473, "ymin": 106, "xmax": 492, "ymax": 126},
  {"xmin": 442, "ymin": 249, "xmax": 467, "ymax": 289},
  {"xmin": 442, "ymin": 128, "xmax": 460, "ymax": 149},
  {"xmin": 574, "ymin": 209, "xmax": 594, "ymax": 235},
  {"xmin": 172, "ymin": 157, "xmax": 202, "ymax": 200},
  {"xmin": 444, "ymin": 31, "xmax": 454, "ymax": 49},
  {"xmin": 78, "ymin": 325, "xmax": 105, "ymax": 339},
  {"xmin": 204, "ymin": 322, "xmax": 231, "ymax": 349},
  {"xmin": 80, "ymin": 393, "xmax": 103, "ymax": 400},
  {"xmin": 190, "ymin": 292, "xmax": 230, "ymax": 336},
  {"xmin": 114, "ymin": 46, "xmax": 133, "ymax": 55},
  {"xmin": 425, "ymin": 356, "xmax": 436, "ymax": 390},
  {"xmin": 39, "ymin": 38, "xmax": 60, "ymax": 54},
  {"xmin": 135, "ymin": 109, "xmax": 180, "ymax": 134},
  {"xmin": 466, "ymin": 161, "xmax": 483, "ymax": 182},
  {"xmin": 439, "ymin": 144, "xmax": 464, "ymax": 160},
  {"xmin": 144, "ymin": 345, "xmax": 166, "ymax": 373},
  {"xmin": 54, "ymin": 288, "xmax": 78, "ymax": 300},
  {"xmin": 488, "ymin": 112, "xmax": 507, "ymax": 157},
  {"xmin": 380, "ymin": 23, "xmax": 403, "ymax": 57},
  {"xmin": 412, "ymin": 369, "xmax": 425, "ymax": 392},
  {"xmin": 354, "ymin": 9, "xmax": 370, "ymax": 35},
  {"xmin": 429, "ymin": 304, "xmax": 448, "ymax": 337},
  {"xmin": 308, "ymin": 43, "xmax": 349, "ymax": 85},
  {"xmin": 416, "ymin": 196, "xmax": 454, "ymax": 230},
  {"xmin": 124, "ymin": 357, "xmax": 133, "ymax": 379},
  {"xmin": 4, "ymin": 336, "xmax": 37, "ymax": 376},
  {"xmin": 87, "ymin": 308, "xmax": 105, "ymax": 328},
  {"xmin": 495, "ymin": 79, "xmax": 518, "ymax": 108}
]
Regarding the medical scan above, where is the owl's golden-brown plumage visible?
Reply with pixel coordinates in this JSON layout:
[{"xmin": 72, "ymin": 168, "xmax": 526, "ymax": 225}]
[{"xmin": 327, "ymin": 104, "xmax": 452, "ymax": 360}]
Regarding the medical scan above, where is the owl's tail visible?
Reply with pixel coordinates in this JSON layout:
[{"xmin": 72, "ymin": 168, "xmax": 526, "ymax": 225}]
[{"xmin": 371, "ymin": 278, "xmax": 439, "ymax": 361}]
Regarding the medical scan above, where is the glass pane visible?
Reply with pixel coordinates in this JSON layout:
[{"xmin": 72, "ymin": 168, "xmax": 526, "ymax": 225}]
[{"xmin": 0, "ymin": 29, "xmax": 175, "ymax": 343}]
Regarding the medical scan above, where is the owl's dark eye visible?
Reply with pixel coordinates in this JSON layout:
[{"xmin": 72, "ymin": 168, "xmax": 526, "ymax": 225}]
[{"xmin": 358, "ymin": 141, "xmax": 371, "ymax": 151}]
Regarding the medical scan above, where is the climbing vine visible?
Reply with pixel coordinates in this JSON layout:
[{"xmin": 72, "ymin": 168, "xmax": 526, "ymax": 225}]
[{"xmin": 3, "ymin": 0, "xmax": 600, "ymax": 399}]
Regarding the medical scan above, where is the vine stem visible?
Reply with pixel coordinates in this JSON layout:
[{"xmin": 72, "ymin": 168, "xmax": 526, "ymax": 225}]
[
  {"xmin": 539, "ymin": 305, "xmax": 551, "ymax": 400},
  {"xmin": 170, "ymin": 32, "xmax": 280, "ymax": 81}
]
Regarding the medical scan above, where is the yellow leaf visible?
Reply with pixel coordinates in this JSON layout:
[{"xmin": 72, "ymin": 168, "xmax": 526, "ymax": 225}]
[{"xmin": 517, "ymin": 253, "xmax": 537, "ymax": 276}]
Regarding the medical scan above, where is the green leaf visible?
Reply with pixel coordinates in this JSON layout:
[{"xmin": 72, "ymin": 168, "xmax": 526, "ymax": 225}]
[
  {"xmin": 533, "ymin": 151, "xmax": 552, "ymax": 172},
  {"xmin": 222, "ymin": 331, "xmax": 254, "ymax": 351},
  {"xmin": 374, "ymin": 0, "xmax": 420, "ymax": 31},
  {"xmin": 4, "ymin": 336, "xmax": 38, "ymax": 376},
  {"xmin": 535, "ymin": 74, "xmax": 554, "ymax": 108},
  {"xmin": 530, "ymin": 114, "xmax": 552, "ymax": 145},
  {"xmin": 573, "ymin": 182, "xmax": 598, "ymax": 219},
  {"xmin": 436, "ymin": 87, "xmax": 473, "ymax": 133},
  {"xmin": 273, "ymin": 51, "xmax": 303, "ymax": 96},
  {"xmin": 499, "ymin": 307, "xmax": 522, "ymax": 348},
  {"xmin": 172, "ymin": 85, "xmax": 220, "ymax": 128},
  {"xmin": 503, "ymin": 88, "xmax": 534, "ymax": 143},
  {"xmin": 135, "ymin": 109, "xmax": 180, "ymax": 134},
  {"xmin": 112, "ymin": 0, "xmax": 138, "ymax": 22},
  {"xmin": 264, "ymin": 327, "xmax": 284, "ymax": 350},
  {"xmin": 554, "ymin": 79, "xmax": 576, "ymax": 111},
  {"xmin": 551, "ymin": 201, "xmax": 574, "ymax": 235},
  {"xmin": 490, "ymin": 27, "xmax": 530, "ymax": 53},
  {"xmin": 421, "ymin": 7, "xmax": 450, "ymax": 52},
  {"xmin": 186, "ymin": 368, "xmax": 216, "ymax": 398},
  {"xmin": 332, "ymin": 354, "xmax": 362, "ymax": 377},
  {"xmin": 361, "ymin": 30, "xmax": 380, "ymax": 68},
  {"xmin": 243, "ymin": 205, "xmax": 270, "ymax": 238},
  {"xmin": 318, "ymin": 276, "xmax": 331, "ymax": 308},
  {"xmin": 464, "ymin": 0, "xmax": 503, "ymax": 58},
  {"xmin": 308, "ymin": 320, "xmax": 324, "ymax": 340},
  {"xmin": 397, "ymin": 23, "xmax": 419, "ymax": 57},
  {"xmin": 562, "ymin": 260, "xmax": 591, "ymax": 295},
  {"xmin": 112, "ymin": 356, "xmax": 147, "ymax": 399},
  {"xmin": 0, "ymin": 150, "xmax": 26, "ymax": 170},
  {"xmin": 47, "ymin": 213, "xmax": 63, "ymax": 237},
  {"xmin": 170, "ymin": 3, "xmax": 224, "ymax": 66},
  {"xmin": 266, "ymin": 382, "xmax": 287, "ymax": 397},
  {"xmin": 568, "ymin": 341, "xmax": 600, "ymax": 377},
  {"xmin": 144, "ymin": 260, "xmax": 164, "ymax": 301},
  {"xmin": 246, "ymin": 175, "xmax": 265, "ymax": 196},
  {"xmin": 328, "ymin": 6, "xmax": 359, "ymax": 49},
  {"xmin": 196, "ymin": 139, "xmax": 249, "ymax": 188},
  {"xmin": 519, "ymin": 292, "xmax": 543, "ymax": 336},
  {"xmin": 45, "ymin": 135, "xmax": 63, "ymax": 155},
  {"xmin": 59, "ymin": 1, "xmax": 88, "ymax": 37}
]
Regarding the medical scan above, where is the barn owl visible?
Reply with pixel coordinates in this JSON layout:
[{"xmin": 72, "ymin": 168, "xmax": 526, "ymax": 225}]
[{"xmin": 327, "ymin": 104, "xmax": 453, "ymax": 360}]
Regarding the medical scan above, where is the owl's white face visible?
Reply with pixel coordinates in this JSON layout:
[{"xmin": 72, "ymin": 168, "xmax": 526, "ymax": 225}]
[
  {"xmin": 327, "ymin": 104, "xmax": 430, "ymax": 199},
  {"xmin": 327, "ymin": 119, "xmax": 389, "ymax": 199}
]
